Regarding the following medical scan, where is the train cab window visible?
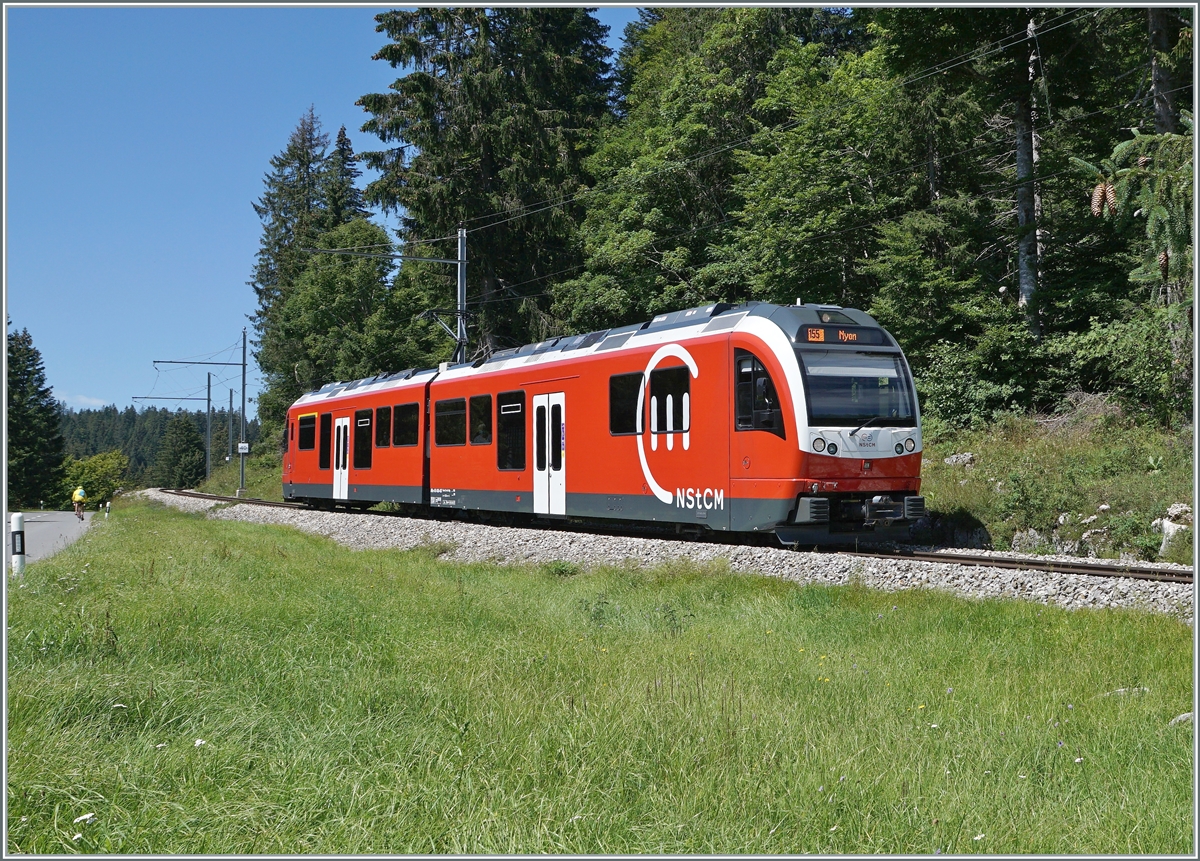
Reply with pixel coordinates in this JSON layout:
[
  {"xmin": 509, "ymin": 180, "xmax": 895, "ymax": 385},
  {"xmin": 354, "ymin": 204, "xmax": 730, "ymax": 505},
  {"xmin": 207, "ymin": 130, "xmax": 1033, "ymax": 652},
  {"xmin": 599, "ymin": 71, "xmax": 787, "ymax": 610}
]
[
  {"xmin": 375, "ymin": 407, "xmax": 391, "ymax": 447},
  {"xmin": 298, "ymin": 414, "xmax": 316, "ymax": 450},
  {"xmin": 393, "ymin": 403, "xmax": 419, "ymax": 446},
  {"xmin": 735, "ymin": 349, "xmax": 785, "ymax": 439},
  {"xmin": 609, "ymin": 372, "xmax": 643, "ymax": 435},
  {"xmin": 319, "ymin": 413, "xmax": 332, "ymax": 469},
  {"xmin": 497, "ymin": 390, "xmax": 526, "ymax": 470},
  {"xmin": 354, "ymin": 409, "xmax": 373, "ymax": 469},
  {"xmin": 649, "ymin": 366, "xmax": 690, "ymax": 435},
  {"xmin": 435, "ymin": 398, "xmax": 466, "ymax": 446},
  {"xmin": 470, "ymin": 395, "xmax": 493, "ymax": 445}
]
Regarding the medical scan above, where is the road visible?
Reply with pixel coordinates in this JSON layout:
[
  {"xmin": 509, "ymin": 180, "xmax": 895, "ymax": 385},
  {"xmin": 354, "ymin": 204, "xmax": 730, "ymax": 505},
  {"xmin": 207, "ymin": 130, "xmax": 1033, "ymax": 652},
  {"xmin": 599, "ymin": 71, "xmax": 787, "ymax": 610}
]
[{"xmin": 5, "ymin": 510, "xmax": 94, "ymax": 566}]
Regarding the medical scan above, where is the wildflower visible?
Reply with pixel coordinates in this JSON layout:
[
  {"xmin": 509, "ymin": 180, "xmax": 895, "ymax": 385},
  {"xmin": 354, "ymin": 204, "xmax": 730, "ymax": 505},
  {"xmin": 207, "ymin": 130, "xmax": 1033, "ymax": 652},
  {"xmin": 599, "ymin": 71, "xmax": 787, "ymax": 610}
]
[
  {"xmin": 918, "ymin": 704, "xmax": 925, "ymax": 709},
  {"xmin": 112, "ymin": 703, "xmax": 126, "ymax": 709},
  {"xmin": 984, "ymin": 770, "xmax": 991, "ymax": 775},
  {"xmin": 155, "ymin": 743, "xmax": 167, "ymax": 749},
  {"xmin": 73, "ymin": 813, "xmax": 95, "ymax": 824},
  {"xmin": 935, "ymin": 849, "xmax": 942, "ymax": 855},
  {"xmin": 946, "ymin": 688, "xmax": 953, "ymax": 694},
  {"xmin": 829, "ymin": 825, "xmax": 838, "ymax": 832},
  {"xmin": 931, "ymin": 724, "xmax": 938, "ymax": 729},
  {"xmin": 194, "ymin": 739, "xmax": 206, "ymax": 747},
  {"xmin": 820, "ymin": 655, "xmax": 827, "ymax": 659},
  {"xmin": 799, "ymin": 648, "xmax": 805, "ymax": 652},
  {"xmin": 1075, "ymin": 757, "xmax": 1083, "ymax": 763},
  {"xmin": 73, "ymin": 833, "xmax": 83, "ymax": 841},
  {"xmin": 1058, "ymin": 741, "xmax": 1063, "ymax": 747},
  {"xmin": 766, "ymin": 630, "xmax": 772, "ymax": 634},
  {"xmin": 973, "ymin": 834, "xmax": 984, "ymax": 841},
  {"xmin": 818, "ymin": 785, "xmax": 824, "ymax": 792},
  {"xmin": 1067, "ymin": 704, "xmax": 1073, "ymax": 710},
  {"xmin": 1018, "ymin": 774, "xmax": 1027, "ymax": 779},
  {"xmin": 839, "ymin": 775, "xmax": 846, "ymax": 783}
]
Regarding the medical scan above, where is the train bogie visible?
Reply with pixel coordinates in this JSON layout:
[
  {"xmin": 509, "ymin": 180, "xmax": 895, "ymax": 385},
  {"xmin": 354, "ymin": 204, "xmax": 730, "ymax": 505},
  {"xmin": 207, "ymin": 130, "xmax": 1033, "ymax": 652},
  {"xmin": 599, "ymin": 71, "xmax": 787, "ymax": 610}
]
[{"xmin": 282, "ymin": 301, "xmax": 925, "ymax": 545}]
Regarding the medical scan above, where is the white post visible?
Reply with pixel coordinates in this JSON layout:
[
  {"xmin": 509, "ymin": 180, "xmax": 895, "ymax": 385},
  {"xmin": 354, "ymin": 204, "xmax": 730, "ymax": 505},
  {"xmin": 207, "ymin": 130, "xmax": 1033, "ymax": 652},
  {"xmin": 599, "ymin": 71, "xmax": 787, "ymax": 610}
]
[
  {"xmin": 10, "ymin": 512, "xmax": 25, "ymax": 579},
  {"xmin": 105, "ymin": 501, "xmax": 111, "ymax": 519}
]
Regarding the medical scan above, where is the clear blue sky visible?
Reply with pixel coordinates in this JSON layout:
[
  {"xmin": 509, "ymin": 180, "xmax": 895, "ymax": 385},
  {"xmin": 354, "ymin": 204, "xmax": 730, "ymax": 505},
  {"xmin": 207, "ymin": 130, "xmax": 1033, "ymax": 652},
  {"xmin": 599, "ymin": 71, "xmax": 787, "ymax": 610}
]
[{"xmin": 4, "ymin": 5, "xmax": 642, "ymax": 417}]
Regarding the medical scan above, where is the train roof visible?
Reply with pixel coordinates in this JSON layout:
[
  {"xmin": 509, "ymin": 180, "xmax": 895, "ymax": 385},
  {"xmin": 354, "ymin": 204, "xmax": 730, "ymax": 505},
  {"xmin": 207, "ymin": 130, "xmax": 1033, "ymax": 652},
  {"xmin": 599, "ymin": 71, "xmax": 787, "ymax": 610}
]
[{"xmin": 289, "ymin": 301, "xmax": 897, "ymax": 408}]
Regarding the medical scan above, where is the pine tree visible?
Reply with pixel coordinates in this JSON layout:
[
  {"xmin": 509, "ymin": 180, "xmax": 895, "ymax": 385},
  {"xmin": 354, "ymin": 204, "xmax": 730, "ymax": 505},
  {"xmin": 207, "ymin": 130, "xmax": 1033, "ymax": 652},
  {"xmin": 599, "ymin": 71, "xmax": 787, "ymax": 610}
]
[
  {"xmin": 150, "ymin": 415, "xmax": 206, "ymax": 490},
  {"xmin": 7, "ymin": 321, "xmax": 66, "ymax": 508},
  {"xmin": 358, "ymin": 7, "xmax": 612, "ymax": 355},
  {"xmin": 322, "ymin": 126, "xmax": 370, "ymax": 230}
]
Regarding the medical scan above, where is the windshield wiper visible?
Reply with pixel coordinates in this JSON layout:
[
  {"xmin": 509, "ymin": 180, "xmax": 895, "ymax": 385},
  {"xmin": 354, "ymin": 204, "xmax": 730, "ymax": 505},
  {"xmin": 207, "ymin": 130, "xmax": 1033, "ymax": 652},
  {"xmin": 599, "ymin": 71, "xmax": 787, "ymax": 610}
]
[{"xmin": 849, "ymin": 416, "xmax": 886, "ymax": 437}]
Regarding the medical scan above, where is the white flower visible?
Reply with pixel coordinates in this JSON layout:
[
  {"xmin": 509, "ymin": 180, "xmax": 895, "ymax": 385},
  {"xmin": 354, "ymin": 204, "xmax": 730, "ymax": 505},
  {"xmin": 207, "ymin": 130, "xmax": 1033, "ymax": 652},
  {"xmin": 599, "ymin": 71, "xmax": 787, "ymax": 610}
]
[
  {"xmin": 931, "ymin": 724, "xmax": 938, "ymax": 728},
  {"xmin": 1075, "ymin": 757, "xmax": 1083, "ymax": 763},
  {"xmin": 112, "ymin": 703, "xmax": 126, "ymax": 709},
  {"xmin": 72, "ymin": 813, "xmax": 95, "ymax": 824},
  {"xmin": 829, "ymin": 825, "xmax": 839, "ymax": 832},
  {"xmin": 194, "ymin": 739, "xmax": 206, "ymax": 747},
  {"xmin": 973, "ymin": 834, "xmax": 984, "ymax": 841},
  {"xmin": 155, "ymin": 743, "xmax": 168, "ymax": 749},
  {"xmin": 73, "ymin": 833, "xmax": 83, "ymax": 841}
]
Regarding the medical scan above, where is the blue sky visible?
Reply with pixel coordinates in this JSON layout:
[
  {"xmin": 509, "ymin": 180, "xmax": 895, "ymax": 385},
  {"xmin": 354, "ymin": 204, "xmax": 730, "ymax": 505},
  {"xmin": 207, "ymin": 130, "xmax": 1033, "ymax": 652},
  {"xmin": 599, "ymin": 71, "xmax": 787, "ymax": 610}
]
[{"xmin": 4, "ymin": 5, "xmax": 642, "ymax": 416}]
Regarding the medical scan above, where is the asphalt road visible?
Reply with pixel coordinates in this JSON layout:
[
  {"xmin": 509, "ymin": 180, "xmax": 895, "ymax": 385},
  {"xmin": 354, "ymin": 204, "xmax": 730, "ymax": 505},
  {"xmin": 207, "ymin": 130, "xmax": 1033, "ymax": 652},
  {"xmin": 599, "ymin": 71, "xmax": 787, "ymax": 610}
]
[{"xmin": 5, "ymin": 510, "xmax": 93, "ymax": 567}]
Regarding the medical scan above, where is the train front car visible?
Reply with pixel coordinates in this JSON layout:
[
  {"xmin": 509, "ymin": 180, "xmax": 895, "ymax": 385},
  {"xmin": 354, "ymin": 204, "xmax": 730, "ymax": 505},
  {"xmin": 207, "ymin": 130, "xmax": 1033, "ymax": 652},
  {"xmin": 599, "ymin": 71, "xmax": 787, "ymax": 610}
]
[{"xmin": 759, "ymin": 303, "xmax": 924, "ymax": 545}]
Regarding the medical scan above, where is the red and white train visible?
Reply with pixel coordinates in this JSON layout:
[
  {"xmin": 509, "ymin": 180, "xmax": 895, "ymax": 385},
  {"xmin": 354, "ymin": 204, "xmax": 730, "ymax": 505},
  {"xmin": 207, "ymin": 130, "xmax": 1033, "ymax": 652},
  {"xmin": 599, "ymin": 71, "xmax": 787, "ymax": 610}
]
[{"xmin": 282, "ymin": 301, "xmax": 925, "ymax": 544}]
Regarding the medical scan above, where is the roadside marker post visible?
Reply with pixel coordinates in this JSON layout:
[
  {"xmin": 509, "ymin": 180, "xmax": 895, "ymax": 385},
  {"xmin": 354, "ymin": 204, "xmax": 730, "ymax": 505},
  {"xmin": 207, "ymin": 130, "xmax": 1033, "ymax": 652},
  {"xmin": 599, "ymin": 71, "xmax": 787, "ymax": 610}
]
[{"xmin": 10, "ymin": 512, "xmax": 26, "ymax": 579}]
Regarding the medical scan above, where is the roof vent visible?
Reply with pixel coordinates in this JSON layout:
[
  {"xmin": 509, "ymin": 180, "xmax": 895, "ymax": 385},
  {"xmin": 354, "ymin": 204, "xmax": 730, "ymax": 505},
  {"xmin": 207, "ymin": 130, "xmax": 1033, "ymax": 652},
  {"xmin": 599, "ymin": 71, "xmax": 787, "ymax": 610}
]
[{"xmin": 438, "ymin": 362, "xmax": 450, "ymax": 373}]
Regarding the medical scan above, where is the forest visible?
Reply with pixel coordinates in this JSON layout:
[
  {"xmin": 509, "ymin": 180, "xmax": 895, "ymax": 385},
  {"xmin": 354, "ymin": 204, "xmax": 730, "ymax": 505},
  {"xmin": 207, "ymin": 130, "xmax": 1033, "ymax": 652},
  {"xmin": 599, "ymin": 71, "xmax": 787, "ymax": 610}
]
[{"xmin": 248, "ymin": 6, "xmax": 1192, "ymax": 442}]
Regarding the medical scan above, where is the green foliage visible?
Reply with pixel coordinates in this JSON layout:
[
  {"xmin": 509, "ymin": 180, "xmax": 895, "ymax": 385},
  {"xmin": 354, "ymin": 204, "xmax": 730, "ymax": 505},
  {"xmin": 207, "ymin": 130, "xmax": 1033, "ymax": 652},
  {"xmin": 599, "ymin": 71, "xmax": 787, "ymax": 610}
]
[
  {"xmin": 359, "ymin": 7, "xmax": 612, "ymax": 354},
  {"xmin": 59, "ymin": 450, "xmax": 129, "ymax": 510},
  {"xmin": 151, "ymin": 416, "xmax": 206, "ymax": 490},
  {"xmin": 7, "ymin": 322, "xmax": 65, "ymax": 509}
]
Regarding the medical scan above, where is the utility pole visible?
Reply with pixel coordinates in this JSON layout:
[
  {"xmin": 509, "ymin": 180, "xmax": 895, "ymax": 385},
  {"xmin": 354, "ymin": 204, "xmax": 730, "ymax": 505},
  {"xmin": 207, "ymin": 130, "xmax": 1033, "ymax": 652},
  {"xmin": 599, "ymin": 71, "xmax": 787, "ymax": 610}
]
[
  {"xmin": 228, "ymin": 389, "xmax": 234, "ymax": 462},
  {"xmin": 206, "ymin": 372, "xmax": 212, "ymax": 480},
  {"xmin": 239, "ymin": 327, "xmax": 247, "ymax": 496},
  {"xmin": 456, "ymin": 225, "xmax": 468, "ymax": 363}
]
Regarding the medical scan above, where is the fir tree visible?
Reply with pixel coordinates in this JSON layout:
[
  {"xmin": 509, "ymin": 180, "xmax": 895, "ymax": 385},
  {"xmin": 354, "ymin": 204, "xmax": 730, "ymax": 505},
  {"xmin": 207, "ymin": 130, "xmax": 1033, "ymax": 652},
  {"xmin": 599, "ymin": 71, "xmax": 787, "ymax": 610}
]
[{"xmin": 7, "ymin": 321, "xmax": 66, "ymax": 508}]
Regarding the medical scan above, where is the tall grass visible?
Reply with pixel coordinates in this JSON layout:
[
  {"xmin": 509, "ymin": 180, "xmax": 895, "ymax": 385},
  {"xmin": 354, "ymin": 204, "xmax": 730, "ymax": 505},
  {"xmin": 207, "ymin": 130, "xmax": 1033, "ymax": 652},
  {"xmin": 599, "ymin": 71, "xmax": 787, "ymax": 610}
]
[{"xmin": 8, "ymin": 497, "xmax": 1191, "ymax": 853}]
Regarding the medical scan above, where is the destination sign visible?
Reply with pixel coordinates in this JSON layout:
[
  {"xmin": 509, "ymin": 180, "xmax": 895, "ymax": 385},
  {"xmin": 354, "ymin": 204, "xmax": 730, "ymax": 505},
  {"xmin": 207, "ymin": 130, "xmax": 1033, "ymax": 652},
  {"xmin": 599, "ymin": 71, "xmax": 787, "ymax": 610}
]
[{"xmin": 802, "ymin": 326, "xmax": 888, "ymax": 345}]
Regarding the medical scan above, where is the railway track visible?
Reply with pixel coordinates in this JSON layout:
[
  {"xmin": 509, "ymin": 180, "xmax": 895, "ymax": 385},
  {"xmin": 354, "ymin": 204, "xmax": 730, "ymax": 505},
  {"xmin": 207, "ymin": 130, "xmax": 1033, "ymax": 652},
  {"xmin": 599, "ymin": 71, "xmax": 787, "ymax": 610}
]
[{"xmin": 158, "ymin": 489, "xmax": 1194, "ymax": 585}]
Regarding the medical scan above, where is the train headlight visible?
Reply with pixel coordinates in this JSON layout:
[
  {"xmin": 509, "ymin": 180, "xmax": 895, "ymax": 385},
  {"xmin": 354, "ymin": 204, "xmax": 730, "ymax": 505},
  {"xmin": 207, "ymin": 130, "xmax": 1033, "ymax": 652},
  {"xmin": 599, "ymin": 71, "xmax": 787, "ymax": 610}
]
[
  {"xmin": 813, "ymin": 437, "xmax": 826, "ymax": 452},
  {"xmin": 827, "ymin": 442, "xmax": 838, "ymax": 455},
  {"xmin": 905, "ymin": 438, "xmax": 916, "ymax": 452},
  {"xmin": 895, "ymin": 443, "xmax": 904, "ymax": 455}
]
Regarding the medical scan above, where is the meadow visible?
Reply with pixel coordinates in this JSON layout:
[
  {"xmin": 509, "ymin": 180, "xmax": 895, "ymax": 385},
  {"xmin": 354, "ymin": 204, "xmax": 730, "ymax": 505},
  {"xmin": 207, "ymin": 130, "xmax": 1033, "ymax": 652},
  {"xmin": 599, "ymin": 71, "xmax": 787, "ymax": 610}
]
[{"xmin": 6, "ymin": 496, "xmax": 1193, "ymax": 853}]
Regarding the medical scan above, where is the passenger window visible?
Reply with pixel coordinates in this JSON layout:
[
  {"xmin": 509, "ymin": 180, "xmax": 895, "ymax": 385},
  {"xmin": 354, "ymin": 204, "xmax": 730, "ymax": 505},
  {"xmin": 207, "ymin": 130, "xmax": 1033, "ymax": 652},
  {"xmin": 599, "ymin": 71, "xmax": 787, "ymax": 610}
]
[
  {"xmin": 470, "ymin": 395, "xmax": 493, "ymax": 445},
  {"xmin": 393, "ymin": 403, "xmax": 419, "ymax": 447},
  {"xmin": 497, "ymin": 390, "xmax": 526, "ymax": 470},
  {"xmin": 649, "ymin": 366, "xmax": 689, "ymax": 434},
  {"xmin": 375, "ymin": 406, "xmax": 391, "ymax": 447},
  {"xmin": 435, "ymin": 398, "xmax": 466, "ymax": 446},
  {"xmin": 298, "ymin": 415, "xmax": 316, "ymax": 450},
  {"xmin": 735, "ymin": 349, "xmax": 785, "ymax": 439},
  {"xmin": 319, "ymin": 413, "xmax": 332, "ymax": 469},
  {"xmin": 354, "ymin": 409, "xmax": 373, "ymax": 468},
  {"xmin": 609, "ymin": 372, "xmax": 643, "ymax": 435}
]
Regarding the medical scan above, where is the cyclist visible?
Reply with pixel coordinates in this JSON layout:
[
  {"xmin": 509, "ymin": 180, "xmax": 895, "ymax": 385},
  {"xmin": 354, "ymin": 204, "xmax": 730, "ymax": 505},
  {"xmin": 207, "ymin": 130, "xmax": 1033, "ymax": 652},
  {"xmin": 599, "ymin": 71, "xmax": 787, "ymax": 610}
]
[{"xmin": 72, "ymin": 485, "xmax": 86, "ymax": 521}]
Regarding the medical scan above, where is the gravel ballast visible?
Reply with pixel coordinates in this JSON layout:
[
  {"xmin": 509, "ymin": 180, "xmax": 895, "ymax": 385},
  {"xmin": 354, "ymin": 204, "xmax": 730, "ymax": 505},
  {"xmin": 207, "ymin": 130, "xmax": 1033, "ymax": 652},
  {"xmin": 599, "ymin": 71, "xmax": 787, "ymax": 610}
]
[{"xmin": 140, "ymin": 490, "xmax": 1194, "ymax": 625}]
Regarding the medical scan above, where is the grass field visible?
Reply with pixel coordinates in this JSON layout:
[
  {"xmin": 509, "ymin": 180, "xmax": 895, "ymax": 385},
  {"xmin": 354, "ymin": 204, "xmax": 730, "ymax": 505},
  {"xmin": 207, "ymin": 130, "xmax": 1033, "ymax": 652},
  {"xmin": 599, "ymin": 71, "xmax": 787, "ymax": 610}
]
[{"xmin": 7, "ymin": 496, "xmax": 1192, "ymax": 853}]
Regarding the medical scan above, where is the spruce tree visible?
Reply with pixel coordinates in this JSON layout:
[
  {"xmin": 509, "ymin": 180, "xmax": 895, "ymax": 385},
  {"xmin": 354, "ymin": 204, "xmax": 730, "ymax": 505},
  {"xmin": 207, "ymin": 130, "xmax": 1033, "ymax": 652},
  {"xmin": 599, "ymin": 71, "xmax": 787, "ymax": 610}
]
[
  {"xmin": 323, "ymin": 126, "xmax": 370, "ymax": 230},
  {"xmin": 7, "ymin": 321, "xmax": 66, "ymax": 508},
  {"xmin": 150, "ymin": 415, "xmax": 206, "ymax": 490},
  {"xmin": 358, "ymin": 7, "xmax": 612, "ymax": 355}
]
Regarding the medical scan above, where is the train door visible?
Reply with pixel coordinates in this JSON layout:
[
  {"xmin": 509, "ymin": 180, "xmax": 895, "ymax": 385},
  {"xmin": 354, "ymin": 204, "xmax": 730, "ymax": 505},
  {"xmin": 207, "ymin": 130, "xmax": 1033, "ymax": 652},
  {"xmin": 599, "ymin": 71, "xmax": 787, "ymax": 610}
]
[
  {"xmin": 533, "ymin": 392, "xmax": 566, "ymax": 515},
  {"xmin": 333, "ymin": 415, "xmax": 351, "ymax": 500}
]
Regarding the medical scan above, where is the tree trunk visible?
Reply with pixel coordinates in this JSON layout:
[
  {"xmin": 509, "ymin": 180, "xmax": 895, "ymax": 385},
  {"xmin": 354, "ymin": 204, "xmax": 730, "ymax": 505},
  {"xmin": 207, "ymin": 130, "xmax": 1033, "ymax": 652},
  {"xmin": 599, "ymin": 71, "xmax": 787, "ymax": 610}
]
[
  {"xmin": 1148, "ymin": 8, "xmax": 1181, "ymax": 134},
  {"xmin": 1013, "ymin": 90, "xmax": 1040, "ymax": 338}
]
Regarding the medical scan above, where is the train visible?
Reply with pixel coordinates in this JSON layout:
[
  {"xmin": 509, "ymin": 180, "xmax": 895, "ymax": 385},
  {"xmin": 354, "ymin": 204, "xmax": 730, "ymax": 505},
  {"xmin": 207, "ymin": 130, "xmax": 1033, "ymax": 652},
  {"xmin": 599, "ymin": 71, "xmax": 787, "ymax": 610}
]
[{"xmin": 282, "ymin": 300, "xmax": 925, "ymax": 545}]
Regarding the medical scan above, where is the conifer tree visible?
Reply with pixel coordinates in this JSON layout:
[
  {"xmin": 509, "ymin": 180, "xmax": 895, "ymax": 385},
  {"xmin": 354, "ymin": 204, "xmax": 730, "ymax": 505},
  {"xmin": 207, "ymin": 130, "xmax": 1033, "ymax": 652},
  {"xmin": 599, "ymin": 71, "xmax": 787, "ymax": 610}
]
[
  {"xmin": 322, "ymin": 126, "xmax": 370, "ymax": 230},
  {"xmin": 150, "ymin": 415, "xmax": 206, "ymax": 490},
  {"xmin": 7, "ymin": 321, "xmax": 66, "ymax": 508}
]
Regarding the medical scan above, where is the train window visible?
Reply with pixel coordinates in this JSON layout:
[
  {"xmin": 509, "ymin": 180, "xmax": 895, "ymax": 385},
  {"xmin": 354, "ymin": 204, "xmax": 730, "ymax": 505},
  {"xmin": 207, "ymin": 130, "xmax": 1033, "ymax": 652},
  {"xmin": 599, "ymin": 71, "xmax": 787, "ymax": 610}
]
[
  {"xmin": 609, "ymin": 372, "xmax": 643, "ymax": 435},
  {"xmin": 735, "ymin": 349, "xmax": 785, "ymax": 439},
  {"xmin": 375, "ymin": 406, "xmax": 391, "ymax": 447},
  {"xmin": 470, "ymin": 395, "xmax": 493, "ymax": 445},
  {"xmin": 550, "ymin": 404, "xmax": 563, "ymax": 471},
  {"xmin": 796, "ymin": 350, "xmax": 916, "ymax": 427},
  {"xmin": 319, "ymin": 413, "xmax": 332, "ymax": 469},
  {"xmin": 393, "ymin": 403, "xmax": 419, "ymax": 446},
  {"xmin": 354, "ymin": 409, "xmax": 373, "ymax": 469},
  {"xmin": 435, "ymin": 398, "xmax": 466, "ymax": 446},
  {"xmin": 535, "ymin": 405, "xmax": 547, "ymax": 471},
  {"xmin": 298, "ymin": 415, "xmax": 316, "ymax": 450},
  {"xmin": 649, "ymin": 366, "xmax": 690, "ymax": 434},
  {"xmin": 497, "ymin": 390, "xmax": 526, "ymax": 470}
]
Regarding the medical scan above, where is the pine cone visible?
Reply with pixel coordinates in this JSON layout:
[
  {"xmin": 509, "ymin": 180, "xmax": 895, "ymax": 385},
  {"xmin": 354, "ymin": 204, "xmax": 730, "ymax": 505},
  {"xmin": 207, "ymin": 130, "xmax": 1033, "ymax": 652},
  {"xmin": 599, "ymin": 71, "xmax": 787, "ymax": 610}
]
[
  {"xmin": 1138, "ymin": 155, "xmax": 1150, "ymax": 167},
  {"xmin": 1159, "ymin": 249, "xmax": 1170, "ymax": 282},
  {"xmin": 1091, "ymin": 183, "xmax": 1106, "ymax": 217},
  {"xmin": 1105, "ymin": 183, "xmax": 1116, "ymax": 216}
]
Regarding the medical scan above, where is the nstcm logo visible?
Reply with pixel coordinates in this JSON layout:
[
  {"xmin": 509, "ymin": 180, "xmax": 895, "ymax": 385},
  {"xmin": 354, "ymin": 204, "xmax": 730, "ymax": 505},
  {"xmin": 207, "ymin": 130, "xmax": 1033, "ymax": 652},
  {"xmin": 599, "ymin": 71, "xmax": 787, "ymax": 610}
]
[{"xmin": 636, "ymin": 343, "xmax": 712, "ymax": 506}]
